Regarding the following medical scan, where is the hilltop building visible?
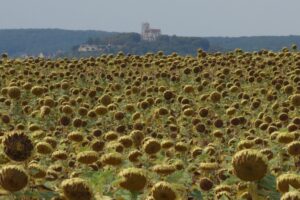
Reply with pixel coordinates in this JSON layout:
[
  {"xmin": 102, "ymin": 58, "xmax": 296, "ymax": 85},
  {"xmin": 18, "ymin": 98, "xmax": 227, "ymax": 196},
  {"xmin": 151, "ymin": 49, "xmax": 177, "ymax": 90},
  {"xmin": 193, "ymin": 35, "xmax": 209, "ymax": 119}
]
[{"xmin": 141, "ymin": 22, "xmax": 161, "ymax": 41}]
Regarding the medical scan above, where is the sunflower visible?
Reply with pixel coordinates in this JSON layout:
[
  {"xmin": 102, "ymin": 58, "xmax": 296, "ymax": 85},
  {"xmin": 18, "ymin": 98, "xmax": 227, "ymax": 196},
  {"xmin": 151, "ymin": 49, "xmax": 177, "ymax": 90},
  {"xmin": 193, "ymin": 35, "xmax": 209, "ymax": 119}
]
[
  {"xmin": 232, "ymin": 149, "xmax": 268, "ymax": 181},
  {"xmin": 3, "ymin": 132, "xmax": 34, "ymax": 162}
]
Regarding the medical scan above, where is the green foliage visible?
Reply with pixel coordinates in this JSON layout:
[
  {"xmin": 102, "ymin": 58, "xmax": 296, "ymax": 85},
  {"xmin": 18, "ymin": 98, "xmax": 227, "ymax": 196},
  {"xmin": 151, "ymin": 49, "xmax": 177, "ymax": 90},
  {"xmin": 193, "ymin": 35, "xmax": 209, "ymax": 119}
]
[
  {"xmin": 82, "ymin": 169, "xmax": 117, "ymax": 195},
  {"xmin": 2, "ymin": 29, "xmax": 300, "ymax": 57},
  {"xmin": 0, "ymin": 29, "xmax": 115, "ymax": 56},
  {"xmin": 74, "ymin": 33, "xmax": 210, "ymax": 56},
  {"xmin": 114, "ymin": 189, "xmax": 142, "ymax": 200},
  {"xmin": 256, "ymin": 173, "xmax": 281, "ymax": 200},
  {"xmin": 166, "ymin": 170, "xmax": 192, "ymax": 186},
  {"xmin": 14, "ymin": 190, "xmax": 58, "ymax": 200},
  {"xmin": 191, "ymin": 189, "xmax": 203, "ymax": 200}
]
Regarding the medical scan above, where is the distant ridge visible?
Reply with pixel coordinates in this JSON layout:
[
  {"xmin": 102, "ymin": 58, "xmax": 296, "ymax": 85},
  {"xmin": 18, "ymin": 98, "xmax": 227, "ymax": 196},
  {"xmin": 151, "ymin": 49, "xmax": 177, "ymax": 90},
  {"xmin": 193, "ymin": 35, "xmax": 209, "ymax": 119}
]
[
  {"xmin": 1, "ymin": 29, "xmax": 300, "ymax": 57},
  {"xmin": 206, "ymin": 35, "xmax": 300, "ymax": 52},
  {"xmin": 0, "ymin": 29, "xmax": 116, "ymax": 56}
]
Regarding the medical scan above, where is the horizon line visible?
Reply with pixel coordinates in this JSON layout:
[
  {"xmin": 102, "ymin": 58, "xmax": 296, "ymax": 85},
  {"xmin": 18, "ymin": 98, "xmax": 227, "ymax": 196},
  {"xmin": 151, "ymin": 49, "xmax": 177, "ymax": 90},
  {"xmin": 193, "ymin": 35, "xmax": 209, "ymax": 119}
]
[{"xmin": 0, "ymin": 28, "xmax": 300, "ymax": 38}]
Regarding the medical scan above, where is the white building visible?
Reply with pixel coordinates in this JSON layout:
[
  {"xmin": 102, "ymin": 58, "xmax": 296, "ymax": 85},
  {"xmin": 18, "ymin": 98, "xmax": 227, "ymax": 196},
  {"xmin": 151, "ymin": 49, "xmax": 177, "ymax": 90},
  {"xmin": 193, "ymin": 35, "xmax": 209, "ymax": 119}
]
[
  {"xmin": 78, "ymin": 44, "xmax": 100, "ymax": 52},
  {"xmin": 141, "ymin": 22, "xmax": 161, "ymax": 41}
]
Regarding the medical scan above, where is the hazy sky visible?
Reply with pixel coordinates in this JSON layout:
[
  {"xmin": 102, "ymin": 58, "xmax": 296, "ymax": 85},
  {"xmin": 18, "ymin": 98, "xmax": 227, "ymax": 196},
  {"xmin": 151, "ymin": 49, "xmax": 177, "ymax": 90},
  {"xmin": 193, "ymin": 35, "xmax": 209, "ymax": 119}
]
[{"xmin": 0, "ymin": 0, "xmax": 299, "ymax": 37}]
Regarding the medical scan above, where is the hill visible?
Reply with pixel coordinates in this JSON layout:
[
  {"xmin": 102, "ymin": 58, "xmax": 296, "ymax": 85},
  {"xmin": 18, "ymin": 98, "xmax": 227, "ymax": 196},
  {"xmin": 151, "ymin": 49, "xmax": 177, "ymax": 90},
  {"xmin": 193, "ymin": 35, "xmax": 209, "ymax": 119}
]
[
  {"xmin": 1, "ymin": 29, "xmax": 300, "ymax": 57},
  {"xmin": 207, "ymin": 35, "xmax": 300, "ymax": 52},
  {"xmin": 0, "ymin": 29, "xmax": 115, "ymax": 56},
  {"xmin": 71, "ymin": 34, "xmax": 300, "ymax": 57},
  {"xmin": 70, "ymin": 33, "xmax": 210, "ymax": 57}
]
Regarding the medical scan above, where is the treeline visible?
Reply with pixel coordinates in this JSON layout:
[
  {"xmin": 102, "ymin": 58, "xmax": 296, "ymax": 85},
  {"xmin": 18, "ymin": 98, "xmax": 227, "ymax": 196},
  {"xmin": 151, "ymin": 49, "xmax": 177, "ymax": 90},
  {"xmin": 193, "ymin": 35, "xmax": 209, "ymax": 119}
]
[
  {"xmin": 0, "ymin": 29, "xmax": 115, "ymax": 56},
  {"xmin": 2, "ymin": 29, "xmax": 300, "ymax": 57},
  {"xmin": 72, "ymin": 33, "xmax": 300, "ymax": 57},
  {"xmin": 74, "ymin": 33, "xmax": 210, "ymax": 56},
  {"xmin": 206, "ymin": 35, "xmax": 300, "ymax": 52}
]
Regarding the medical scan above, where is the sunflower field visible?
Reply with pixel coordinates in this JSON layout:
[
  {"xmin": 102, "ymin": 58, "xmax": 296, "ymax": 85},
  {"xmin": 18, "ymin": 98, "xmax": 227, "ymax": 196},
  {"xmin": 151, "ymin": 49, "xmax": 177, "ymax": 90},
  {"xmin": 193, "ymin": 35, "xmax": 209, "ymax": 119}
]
[{"xmin": 0, "ymin": 47, "xmax": 300, "ymax": 200}]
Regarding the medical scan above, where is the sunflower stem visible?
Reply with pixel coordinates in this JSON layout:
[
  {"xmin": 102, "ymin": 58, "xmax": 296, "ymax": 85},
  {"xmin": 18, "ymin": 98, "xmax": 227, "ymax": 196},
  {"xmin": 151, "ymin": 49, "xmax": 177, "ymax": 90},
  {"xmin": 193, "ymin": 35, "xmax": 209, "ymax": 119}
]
[
  {"xmin": 247, "ymin": 182, "xmax": 259, "ymax": 200},
  {"xmin": 130, "ymin": 191, "xmax": 139, "ymax": 200}
]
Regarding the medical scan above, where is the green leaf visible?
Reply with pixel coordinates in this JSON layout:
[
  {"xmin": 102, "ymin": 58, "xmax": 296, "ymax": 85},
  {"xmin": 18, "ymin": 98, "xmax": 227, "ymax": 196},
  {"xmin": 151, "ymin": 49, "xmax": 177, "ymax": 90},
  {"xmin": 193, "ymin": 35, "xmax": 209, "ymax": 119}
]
[
  {"xmin": 113, "ymin": 188, "xmax": 132, "ymax": 200},
  {"xmin": 82, "ymin": 169, "xmax": 116, "ymax": 194},
  {"xmin": 14, "ymin": 190, "xmax": 58, "ymax": 200},
  {"xmin": 165, "ymin": 170, "xmax": 192, "ymax": 186},
  {"xmin": 256, "ymin": 173, "xmax": 280, "ymax": 200},
  {"xmin": 191, "ymin": 189, "xmax": 203, "ymax": 200},
  {"xmin": 223, "ymin": 174, "xmax": 239, "ymax": 185}
]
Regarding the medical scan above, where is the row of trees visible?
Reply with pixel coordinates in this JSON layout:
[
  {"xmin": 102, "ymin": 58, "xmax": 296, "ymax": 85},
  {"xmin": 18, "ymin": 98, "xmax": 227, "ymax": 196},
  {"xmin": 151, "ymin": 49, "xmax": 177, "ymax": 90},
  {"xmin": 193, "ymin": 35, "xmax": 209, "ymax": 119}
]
[
  {"xmin": 79, "ymin": 33, "xmax": 210, "ymax": 55},
  {"xmin": 0, "ymin": 29, "xmax": 114, "ymax": 57}
]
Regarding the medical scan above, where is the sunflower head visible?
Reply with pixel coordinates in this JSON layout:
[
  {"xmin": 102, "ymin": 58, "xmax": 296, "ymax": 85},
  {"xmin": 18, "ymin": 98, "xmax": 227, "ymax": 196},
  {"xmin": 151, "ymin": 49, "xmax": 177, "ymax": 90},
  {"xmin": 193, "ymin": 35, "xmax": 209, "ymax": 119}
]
[
  {"xmin": 76, "ymin": 151, "xmax": 98, "ymax": 164},
  {"xmin": 61, "ymin": 178, "xmax": 93, "ymax": 200},
  {"xmin": 276, "ymin": 173, "xmax": 300, "ymax": 193},
  {"xmin": 0, "ymin": 165, "xmax": 28, "ymax": 192},
  {"xmin": 3, "ymin": 132, "xmax": 34, "ymax": 162},
  {"xmin": 119, "ymin": 168, "xmax": 147, "ymax": 192},
  {"xmin": 100, "ymin": 152, "xmax": 123, "ymax": 166},
  {"xmin": 232, "ymin": 149, "xmax": 268, "ymax": 181},
  {"xmin": 151, "ymin": 181, "xmax": 177, "ymax": 200},
  {"xmin": 281, "ymin": 191, "xmax": 300, "ymax": 200}
]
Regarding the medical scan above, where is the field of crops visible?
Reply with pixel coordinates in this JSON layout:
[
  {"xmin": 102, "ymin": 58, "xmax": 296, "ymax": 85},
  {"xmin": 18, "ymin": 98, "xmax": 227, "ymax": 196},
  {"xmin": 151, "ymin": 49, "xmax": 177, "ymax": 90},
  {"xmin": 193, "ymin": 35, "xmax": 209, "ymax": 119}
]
[{"xmin": 0, "ymin": 47, "xmax": 300, "ymax": 200}]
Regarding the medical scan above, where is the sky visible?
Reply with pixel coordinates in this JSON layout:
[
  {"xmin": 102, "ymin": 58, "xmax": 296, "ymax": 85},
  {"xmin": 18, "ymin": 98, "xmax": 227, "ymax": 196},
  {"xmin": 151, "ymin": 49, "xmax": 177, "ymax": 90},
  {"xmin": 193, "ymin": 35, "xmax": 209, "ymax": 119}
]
[{"xmin": 0, "ymin": 0, "xmax": 299, "ymax": 37}]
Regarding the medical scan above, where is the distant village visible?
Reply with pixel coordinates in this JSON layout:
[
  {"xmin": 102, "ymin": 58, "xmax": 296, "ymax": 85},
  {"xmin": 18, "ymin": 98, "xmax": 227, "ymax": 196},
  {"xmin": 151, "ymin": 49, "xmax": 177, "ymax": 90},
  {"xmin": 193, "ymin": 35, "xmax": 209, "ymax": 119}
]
[{"xmin": 78, "ymin": 23, "xmax": 161, "ymax": 53}]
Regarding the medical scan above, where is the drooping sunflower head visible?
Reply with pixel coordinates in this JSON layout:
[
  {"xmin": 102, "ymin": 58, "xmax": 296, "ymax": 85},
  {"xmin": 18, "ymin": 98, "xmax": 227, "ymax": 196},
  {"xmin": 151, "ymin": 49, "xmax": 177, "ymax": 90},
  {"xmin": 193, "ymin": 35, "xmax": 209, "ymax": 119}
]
[
  {"xmin": 290, "ymin": 94, "xmax": 300, "ymax": 107},
  {"xmin": 143, "ymin": 138, "xmax": 161, "ymax": 155},
  {"xmin": 281, "ymin": 191, "xmax": 300, "ymax": 200},
  {"xmin": 61, "ymin": 178, "xmax": 93, "ymax": 200},
  {"xmin": 153, "ymin": 164, "xmax": 177, "ymax": 176},
  {"xmin": 100, "ymin": 152, "xmax": 123, "ymax": 166},
  {"xmin": 0, "ymin": 165, "xmax": 28, "ymax": 192},
  {"xmin": 118, "ymin": 168, "xmax": 147, "ymax": 192},
  {"xmin": 7, "ymin": 86, "xmax": 21, "ymax": 99},
  {"xmin": 276, "ymin": 173, "xmax": 300, "ymax": 193},
  {"xmin": 3, "ymin": 132, "xmax": 34, "ymax": 162},
  {"xmin": 199, "ymin": 177, "xmax": 214, "ymax": 191},
  {"xmin": 232, "ymin": 149, "xmax": 268, "ymax": 181},
  {"xmin": 151, "ymin": 181, "xmax": 177, "ymax": 200},
  {"xmin": 76, "ymin": 151, "xmax": 98, "ymax": 165}
]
